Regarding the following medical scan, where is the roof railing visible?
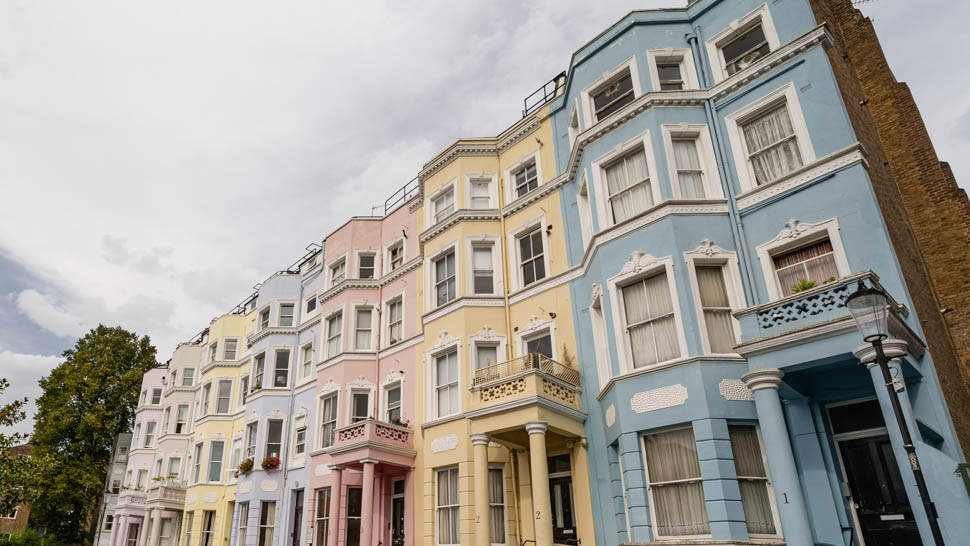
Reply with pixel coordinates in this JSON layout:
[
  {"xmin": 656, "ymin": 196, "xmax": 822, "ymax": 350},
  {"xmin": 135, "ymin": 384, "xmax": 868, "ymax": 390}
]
[{"xmin": 522, "ymin": 71, "xmax": 567, "ymax": 117}]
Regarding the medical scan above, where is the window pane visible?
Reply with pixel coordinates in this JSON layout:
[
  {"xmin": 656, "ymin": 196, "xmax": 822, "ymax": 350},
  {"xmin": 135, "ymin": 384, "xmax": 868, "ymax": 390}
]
[
  {"xmin": 274, "ymin": 351, "xmax": 289, "ymax": 387},
  {"xmin": 644, "ymin": 428, "xmax": 709, "ymax": 536},
  {"xmin": 743, "ymin": 105, "xmax": 802, "ymax": 184},
  {"xmin": 526, "ymin": 335, "xmax": 552, "ymax": 358},
  {"xmin": 673, "ymin": 139, "xmax": 705, "ymax": 198},
  {"xmin": 476, "ymin": 346, "xmax": 498, "ymax": 369},
  {"xmin": 593, "ymin": 72, "xmax": 635, "ymax": 119},
  {"xmin": 729, "ymin": 426, "xmax": 775, "ymax": 535},
  {"xmin": 723, "ymin": 24, "xmax": 770, "ymax": 74},
  {"xmin": 352, "ymin": 393, "xmax": 369, "ymax": 422},
  {"xmin": 773, "ymin": 239, "xmax": 838, "ymax": 296}
]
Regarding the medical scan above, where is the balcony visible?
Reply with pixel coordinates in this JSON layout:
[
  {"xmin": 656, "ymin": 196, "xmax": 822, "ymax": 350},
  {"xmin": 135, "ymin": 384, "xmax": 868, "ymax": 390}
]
[
  {"xmin": 116, "ymin": 489, "xmax": 147, "ymax": 509},
  {"xmin": 468, "ymin": 354, "xmax": 583, "ymax": 416},
  {"xmin": 147, "ymin": 478, "xmax": 186, "ymax": 508},
  {"xmin": 325, "ymin": 419, "xmax": 415, "ymax": 469}
]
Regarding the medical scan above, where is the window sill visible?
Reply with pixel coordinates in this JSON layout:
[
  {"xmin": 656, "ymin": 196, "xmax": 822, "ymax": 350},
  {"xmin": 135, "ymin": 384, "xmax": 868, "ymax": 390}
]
[
  {"xmin": 420, "ymin": 413, "xmax": 465, "ymax": 430},
  {"xmin": 596, "ymin": 354, "xmax": 746, "ymax": 401}
]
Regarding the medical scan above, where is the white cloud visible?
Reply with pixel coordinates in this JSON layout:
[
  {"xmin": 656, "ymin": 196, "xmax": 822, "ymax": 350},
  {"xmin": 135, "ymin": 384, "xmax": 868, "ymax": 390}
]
[
  {"xmin": 0, "ymin": 349, "xmax": 62, "ymax": 437},
  {"xmin": 15, "ymin": 289, "xmax": 87, "ymax": 339}
]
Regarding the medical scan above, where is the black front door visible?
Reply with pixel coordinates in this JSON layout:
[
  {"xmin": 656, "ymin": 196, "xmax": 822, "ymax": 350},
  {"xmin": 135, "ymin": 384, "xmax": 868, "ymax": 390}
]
[
  {"xmin": 291, "ymin": 490, "xmax": 304, "ymax": 546},
  {"xmin": 391, "ymin": 497, "xmax": 405, "ymax": 546},
  {"xmin": 345, "ymin": 487, "xmax": 362, "ymax": 546},
  {"xmin": 549, "ymin": 476, "xmax": 576, "ymax": 544},
  {"xmin": 840, "ymin": 435, "xmax": 921, "ymax": 545}
]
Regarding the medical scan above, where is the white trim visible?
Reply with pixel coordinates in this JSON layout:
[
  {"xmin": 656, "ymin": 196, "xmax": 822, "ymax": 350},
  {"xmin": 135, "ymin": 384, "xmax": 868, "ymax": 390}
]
[
  {"xmin": 426, "ymin": 178, "xmax": 458, "ymax": 230},
  {"xmin": 464, "ymin": 172, "xmax": 499, "ymax": 210},
  {"xmin": 345, "ymin": 380, "xmax": 376, "ymax": 426},
  {"xmin": 502, "ymin": 149, "xmax": 544, "ymax": 204},
  {"xmin": 589, "ymin": 285, "xmax": 612, "ymax": 390},
  {"xmin": 299, "ymin": 340, "xmax": 315, "ymax": 382},
  {"xmin": 661, "ymin": 124, "xmax": 724, "ymax": 200},
  {"xmin": 576, "ymin": 170, "xmax": 594, "ymax": 248},
  {"xmin": 589, "ymin": 129, "xmax": 662, "ymax": 230},
  {"xmin": 382, "ymin": 289, "xmax": 406, "ymax": 349},
  {"xmin": 469, "ymin": 326, "xmax": 508, "ymax": 375},
  {"xmin": 350, "ymin": 303, "xmax": 377, "ymax": 352},
  {"xmin": 755, "ymin": 217, "xmax": 851, "ymax": 301},
  {"xmin": 326, "ymin": 253, "xmax": 348, "ymax": 288},
  {"xmin": 465, "ymin": 235, "xmax": 502, "ymax": 297},
  {"xmin": 580, "ymin": 55, "xmax": 642, "ymax": 128},
  {"xmin": 384, "ymin": 237, "xmax": 407, "ymax": 276},
  {"xmin": 426, "ymin": 334, "xmax": 462, "ymax": 420},
  {"xmin": 353, "ymin": 249, "xmax": 379, "ymax": 280},
  {"xmin": 379, "ymin": 371, "xmax": 406, "ymax": 423},
  {"xmin": 646, "ymin": 48, "xmax": 700, "ymax": 91},
  {"xmin": 434, "ymin": 466, "xmax": 461, "ymax": 546},
  {"xmin": 683, "ymin": 240, "xmax": 744, "ymax": 356},
  {"xmin": 514, "ymin": 317, "xmax": 557, "ymax": 359},
  {"xmin": 425, "ymin": 240, "xmax": 460, "ymax": 311},
  {"xmin": 323, "ymin": 306, "xmax": 346, "ymax": 359},
  {"xmin": 506, "ymin": 214, "xmax": 551, "ymax": 292},
  {"xmin": 606, "ymin": 253, "xmax": 688, "ymax": 375},
  {"xmin": 568, "ymin": 99, "xmax": 581, "ymax": 149},
  {"xmin": 705, "ymin": 3, "xmax": 781, "ymax": 83},
  {"xmin": 724, "ymin": 83, "xmax": 816, "ymax": 192}
]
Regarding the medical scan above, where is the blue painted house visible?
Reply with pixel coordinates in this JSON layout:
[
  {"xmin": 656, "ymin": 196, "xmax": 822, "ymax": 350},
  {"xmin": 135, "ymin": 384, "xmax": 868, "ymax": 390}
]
[{"xmin": 546, "ymin": 0, "xmax": 970, "ymax": 544}]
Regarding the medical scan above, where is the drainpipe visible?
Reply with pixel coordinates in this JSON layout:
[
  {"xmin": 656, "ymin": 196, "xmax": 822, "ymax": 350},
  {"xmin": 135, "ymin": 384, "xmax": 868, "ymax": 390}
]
[
  {"xmin": 687, "ymin": 27, "xmax": 759, "ymax": 305},
  {"xmin": 498, "ymin": 178, "xmax": 515, "ymax": 360}
]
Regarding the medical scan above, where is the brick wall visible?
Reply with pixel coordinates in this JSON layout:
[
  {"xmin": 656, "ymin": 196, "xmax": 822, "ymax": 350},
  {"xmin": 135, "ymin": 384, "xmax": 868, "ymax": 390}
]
[
  {"xmin": 0, "ymin": 445, "xmax": 33, "ymax": 536},
  {"xmin": 809, "ymin": 0, "xmax": 970, "ymax": 457}
]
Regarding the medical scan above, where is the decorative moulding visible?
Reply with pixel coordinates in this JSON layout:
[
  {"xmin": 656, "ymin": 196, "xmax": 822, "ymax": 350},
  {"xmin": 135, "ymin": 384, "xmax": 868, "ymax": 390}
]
[
  {"xmin": 685, "ymin": 238, "xmax": 731, "ymax": 258},
  {"xmin": 630, "ymin": 384, "xmax": 688, "ymax": 413},
  {"xmin": 605, "ymin": 404, "xmax": 616, "ymax": 427},
  {"xmin": 237, "ymin": 482, "xmax": 252, "ymax": 494},
  {"xmin": 431, "ymin": 434, "xmax": 459, "ymax": 453},
  {"xmin": 472, "ymin": 325, "xmax": 499, "ymax": 341},
  {"xmin": 203, "ymin": 492, "xmax": 218, "ymax": 503},
  {"xmin": 260, "ymin": 480, "xmax": 279, "ymax": 492},
  {"xmin": 431, "ymin": 331, "xmax": 460, "ymax": 351},
  {"xmin": 619, "ymin": 251, "xmax": 664, "ymax": 276},
  {"xmin": 590, "ymin": 284, "xmax": 603, "ymax": 308},
  {"xmin": 269, "ymin": 409, "xmax": 283, "ymax": 420},
  {"xmin": 347, "ymin": 376, "xmax": 375, "ymax": 390},
  {"xmin": 294, "ymin": 407, "xmax": 308, "ymax": 419},
  {"xmin": 319, "ymin": 378, "xmax": 340, "ymax": 395},
  {"xmin": 718, "ymin": 379, "xmax": 754, "ymax": 401},
  {"xmin": 381, "ymin": 370, "xmax": 405, "ymax": 388},
  {"xmin": 314, "ymin": 464, "xmax": 331, "ymax": 476},
  {"xmin": 186, "ymin": 493, "xmax": 198, "ymax": 504}
]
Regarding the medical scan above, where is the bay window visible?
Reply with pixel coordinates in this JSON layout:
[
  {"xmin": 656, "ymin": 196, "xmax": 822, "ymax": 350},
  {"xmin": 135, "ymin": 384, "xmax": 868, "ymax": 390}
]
[
  {"xmin": 326, "ymin": 313, "xmax": 343, "ymax": 357},
  {"xmin": 273, "ymin": 349, "xmax": 289, "ymax": 388},
  {"xmin": 591, "ymin": 69, "xmax": 635, "ymax": 122},
  {"xmin": 207, "ymin": 440, "xmax": 224, "ymax": 483},
  {"xmin": 434, "ymin": 251, "xmax": 456, "ymax": 307},
  {"xmin": 518, "ymin": 229, "xmax": 545, "ymax": 287},
  {"xmin": 729, "ymin": 425, "xmax": 777, "ymax": 536},
  {"xmin": 434, "ymin": 350, "xmax": 459, "ymax": 418},
  {"xmin": 354, "ymin": 308, "xmax": 372, "ymax": 350},
  {"xmin": 622, "ymin": 271, "xmax": 680, "ymax": 368},
  {"xmin": 643, "ymin": 428, "xmax": 710, "ymax": 537},
  {"xmin": 695, "ymin": 266, "xmax": 737, "ymax": 353},
  {"xmin": 472, "ymin": 245, "xmax": 494, "ymax": 294},
  {"xmin": 216, "ymin": 380, "xmax": 232, "ymax": 414},
  {"xmin": 512, "ymin": 162, "xmax": 538, "ymax": 198},
  {"xmin": 279, "ymin": 304, "xmax": 294, "ymax": 327},
  {"xmin": 433, "ymin": 188, "xmax": 455, "ymax": 223},
  {"xmin": 741, "ymin": 103, "xmax": 803, "ymax": 185},
  {"xmin": 320, "ymin": 393, "xmax": 338, "ymax": 448},
  {"xmin": 436, "ymin": 467, "xmax": 460, "ymax": 545},
  {"xmin": 264, "ymin": 419, "xmax": 283, "ymax": 459},
  {"xmin": 605, "ymin": 147, "xmax": 653, "ymax": 224},
  {"xmin": 387, "ymin": 299, "xmax": 403, "ymax": 345}
]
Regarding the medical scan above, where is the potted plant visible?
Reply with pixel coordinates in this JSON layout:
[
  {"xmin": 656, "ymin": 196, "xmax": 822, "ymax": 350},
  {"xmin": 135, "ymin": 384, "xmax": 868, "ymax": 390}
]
[
  {"xmin": 261, "ymin": 456, "xmax": 281, "ymax": 471},
  {"xmin": 390, "ymin": 416, "xmax": 409, "ymax": 428},
  {"xmin": 251, "ymin": 382, "xmax": 262, "ymax": 393},
  {"xmin": 790, "ymin": 279, "xmax": 817, "ymax": 294},
  {"xmin": 238, "ymin": 458, "xmax": 254, "ymax": 475}
]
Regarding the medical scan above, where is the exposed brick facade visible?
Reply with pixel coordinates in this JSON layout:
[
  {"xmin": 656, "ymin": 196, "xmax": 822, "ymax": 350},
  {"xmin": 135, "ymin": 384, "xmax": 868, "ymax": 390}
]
[
  {"xmin": 0, "ymin": 444, "xmax": 33, "ymax": 536},
  {"xmin": 811, "ymin": 0, "xmax": 970, "ymax": 457}
]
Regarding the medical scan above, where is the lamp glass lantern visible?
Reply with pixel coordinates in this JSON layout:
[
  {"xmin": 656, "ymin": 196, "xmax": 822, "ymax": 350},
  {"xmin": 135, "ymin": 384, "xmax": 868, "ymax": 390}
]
[{"xmin": 845, "ymin": 281, "xmax": 890, "ymax": 342}]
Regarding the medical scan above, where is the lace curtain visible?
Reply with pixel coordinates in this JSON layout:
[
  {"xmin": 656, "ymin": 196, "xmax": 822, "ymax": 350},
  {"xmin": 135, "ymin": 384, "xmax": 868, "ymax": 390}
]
[
  {"xmin": 437, "ymin": 469, "xmax": 460, "ymax": 544},
  {"xmin": 743, "ymin": 105, "xmax": 803, "ymax": 185},
  {"xmin": 673, "ymin": 139, "xmax": 706, "ymax": 198}
]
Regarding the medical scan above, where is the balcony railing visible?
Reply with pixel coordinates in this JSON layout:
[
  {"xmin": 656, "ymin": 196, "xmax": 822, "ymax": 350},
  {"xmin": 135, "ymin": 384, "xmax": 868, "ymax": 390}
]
[
  {"xmin": 332, "ymin": 419, "xmax": 413, "ymax": 451},
  {"xmin": 523, "ymin": 71, "xmax": 567, "ymax": 117},
  {"xmin": 473, "ymin": 354, "xmax": 581, "ymax": 388},
  {"xmin": 147, "ymin": 480, "xmax": 186, "ymax": 504}
]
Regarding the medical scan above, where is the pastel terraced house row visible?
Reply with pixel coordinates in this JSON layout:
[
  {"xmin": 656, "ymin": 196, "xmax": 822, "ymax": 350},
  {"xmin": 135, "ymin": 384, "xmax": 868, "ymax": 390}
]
[{"xmin": 101, "ymin": 1, "xmax": 970, "ymax": 545}]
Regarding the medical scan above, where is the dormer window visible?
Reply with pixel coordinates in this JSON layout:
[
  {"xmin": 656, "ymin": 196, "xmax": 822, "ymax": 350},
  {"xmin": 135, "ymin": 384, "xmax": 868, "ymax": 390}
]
[
  {"xmin": 722, "ymin": 24, "xmax": 769, "ymax": 75},
  {"xmin": 591, "ymin": 69, "xmax": 635, "ymax": 122}
]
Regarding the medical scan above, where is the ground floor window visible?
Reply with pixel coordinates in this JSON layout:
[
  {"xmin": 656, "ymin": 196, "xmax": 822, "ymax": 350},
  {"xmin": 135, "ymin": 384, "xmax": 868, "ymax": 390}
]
[
  {"xmin": 182, "ymin": 512, "xmax": 194, "ymax": 546},
  {"xmin": 237, "ymin": 502, "xmax": 249, "ymax": 545},
  {"xmin": 345, "ymin": 488, "xmax": 362, "ymax": 546},
  {"xmin": 643, "ymin": 427, "xmax": 710, "ymax": 537},
  {"xmin": 315, "ymin": 488, "xmax": 331, "ymax": 546},
  {"xmin": 729, "ymin": 425, "xmax": 777, "ymax": 535},
  {"xmin": 201, "ymin": 510, "xmax": 216, "ymax": 546},
  {"xmin": 258, "ymin": 502, "xmax": 275, "ymax": 546},
  {"xmin": 488, "ymin": 468, "xmax": 506, "ymax": 543},
  {"xmin": 158, "ymin": 518, "xmax": 174, "ymax": 546},
  {"xmin": 436, "ymin": 467, "xmax": 460, "ymax": 544}
]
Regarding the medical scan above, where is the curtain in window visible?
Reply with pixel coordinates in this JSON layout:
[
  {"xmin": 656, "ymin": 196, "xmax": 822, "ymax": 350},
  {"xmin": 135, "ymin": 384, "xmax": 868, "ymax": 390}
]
[
  {"xmin": 644, "ymin": 428, "xmax": 710, "ymax": 537},
  {"xmin": 729, "ymin": 426, "xmax": 776, "ymax": 535},
  {"xmin": 437, "ymin": 470, "xmax": 459, "ymax": 544},
  {"xmin": 743, "ymin": 105, "xmax": 803, "ymax": 185},
  {"xmin": 696, "ymin": 266, "xmax": 736, "ymax": 353},
  {"xmin": 488, "ymin": 469, "xmax": 506, "ymax": 542},
  {"xmin": 773, "ymin": 240, "xmax": 838, "ymax": 296},
  {"xmin": 623, "ymin": 273, "xmax": 679, "ymax": 368},
  {"xmin": 436, "ymin": 352, "xmax": 458, "ymax": 416},
  {"xmin": 673, "ymin": 139, "xmax": 705, "ymax": 198},
  {"xmin": 355, "ymin": 309, "xmax": 371, "ymax": 349},
  {"xmin": 606, "ymin": 149, "xmax": 652, "ymax": 223}
]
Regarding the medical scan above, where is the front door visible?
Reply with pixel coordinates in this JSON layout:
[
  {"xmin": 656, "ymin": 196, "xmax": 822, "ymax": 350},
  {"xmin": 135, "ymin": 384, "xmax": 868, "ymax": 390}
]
[
  {"xmin": 547, "ymin": 454, "xmax": 577, "ymax": 544},
  {"xmin": 345, "ymin": 487, "xmax": 362, "ymax": 546},
  {"xmin": 126, "ymin": 522, "xmax": 139, "ymax": 546},
  {"xmin": 291, "ymin": 490, "xmax": 304, "ymax": 546},
  {"xmin": 391, "ymin": 479, "xmax": 405, "ymax": 546},
  {"xmin": 840, "ymin": 435, "xmax": 920, "ymax": 545}
]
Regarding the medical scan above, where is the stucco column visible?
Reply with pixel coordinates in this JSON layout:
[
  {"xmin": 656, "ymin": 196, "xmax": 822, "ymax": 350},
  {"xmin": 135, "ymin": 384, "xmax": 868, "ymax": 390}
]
[
  {"xmin": 113, "ymin": 515, "xmax": 126, "ymax": 546},
  {"xmin": 741, "ymin": 369, "xmax": 814, "ymax": 545},
  {"xmin": 470, "ymin": 433, "xmax": 492, "ymax": 546},
  {"xmin": 526, "ymin": 421, "xmax": 553, "ymax": 546},
  {"xmin": 327, "ymin": 466, "xmax": 343, "ymax": 546},
  {"xmin": 360, "ymin": 459, "xmax": 377, "ymax": 546},
  {"xmin": 138, "ymin": 513, "xmax": 151, "ymax": 546},
  {"xmin": 515, "ymin": 451, "xmax": 535, "ymax": 545},
  {"xmin": 147, "ymin": 509, "xmax": 162, "ymax": 546}
]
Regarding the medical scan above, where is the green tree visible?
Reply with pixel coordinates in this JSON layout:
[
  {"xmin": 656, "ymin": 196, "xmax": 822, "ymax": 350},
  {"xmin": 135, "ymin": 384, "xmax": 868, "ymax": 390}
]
[
  {"xmin": 30, "ymin": 325, "xmax": 157, "ymax": 545},
  {"xmin": 0, "ymin": 378, "xmax": 45, "ymax": 515}
]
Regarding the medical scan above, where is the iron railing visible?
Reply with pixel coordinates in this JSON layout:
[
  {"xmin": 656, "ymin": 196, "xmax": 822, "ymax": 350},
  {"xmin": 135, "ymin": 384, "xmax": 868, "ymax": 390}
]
[
  {"xmin": 382, "ymin": 176, "xmax": 420, "ymax": 216},
  {"xmin": 522, "ymin": 71, "xmax": 567, "ymax": 117},
  {"xmin": 473, "ymin": 353, "xmax": 581, "ymax": 387}
]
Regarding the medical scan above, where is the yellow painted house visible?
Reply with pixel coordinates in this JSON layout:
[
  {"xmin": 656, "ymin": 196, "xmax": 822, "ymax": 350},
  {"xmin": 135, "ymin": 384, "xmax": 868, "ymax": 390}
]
[
  {"xmin": 414, "ymin": 90, "xmax": 595, "ymax": 546},
  {"xmin": 179, "ymin": 312, "xmax": 255, "ymax": 546}
]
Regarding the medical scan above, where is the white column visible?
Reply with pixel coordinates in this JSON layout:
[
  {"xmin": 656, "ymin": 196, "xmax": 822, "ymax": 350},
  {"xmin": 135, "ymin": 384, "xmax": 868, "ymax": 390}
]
[
  {"xmin": 147, "ymin": 509, "xmax": 162, "ymax": 546},
  {"xmin": 113, "ymin": 515, "xmax": 127, "ymax": 546},
  {"xmin": 138, "ymin": 512, "xmax": 152, "ymax": 546},
  {"xmin": 471, "ymin": 433, "xmax": 492, "ymax": 546},
  {"xmin": 525, "ymin": 422, "xmax": 553, "ymax": 546}
]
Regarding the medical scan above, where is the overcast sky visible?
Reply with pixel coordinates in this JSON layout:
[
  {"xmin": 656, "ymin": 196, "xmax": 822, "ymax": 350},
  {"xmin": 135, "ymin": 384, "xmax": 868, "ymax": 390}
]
[{"xmin": 1, "ymin": 0, "xmax": 967, "ymax": 436}]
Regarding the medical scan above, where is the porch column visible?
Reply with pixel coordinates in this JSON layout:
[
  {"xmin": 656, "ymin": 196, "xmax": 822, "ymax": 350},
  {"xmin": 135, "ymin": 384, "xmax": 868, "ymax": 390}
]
[
  {"xmin": 327, "ymin": 466, "xmax": 344, "ymax": 546},
  {"xmin": 741, "ymin": 369, "xmax": 814, "ymax": 544},
  {"xmin": 113, "ymin": 515, "xmax": 126, "ymax": 546},
  {"xmin": 515, "ymin": 451, "xmax": 535, "ymax": 545},
  {"xmin": 525, "ymin": 421, "xmax": 553, "ymax": 546},
  {"xmin": 471, "ymin": 434, "xmax": 492, "ymax": 546},
  {"xmin": 566, "ymin": 439, "xmax": 594, "ymax": 546},
  {"xmin": 138, "ymin": 513, "xmax": 151, "ymax": 546},
  {"xmin": 360, "ymin": 459, "xmax": 377, "ymax": 546},
  {"xmin": 147, "ymin": 509, "xmax": 162, "ymax": 546}
]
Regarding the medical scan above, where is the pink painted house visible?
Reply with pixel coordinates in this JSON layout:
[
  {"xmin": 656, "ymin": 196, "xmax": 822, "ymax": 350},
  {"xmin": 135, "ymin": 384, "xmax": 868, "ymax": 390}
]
[{"xmin": 309, "ymin": 191, "xmax": 421, "ymax": 546}]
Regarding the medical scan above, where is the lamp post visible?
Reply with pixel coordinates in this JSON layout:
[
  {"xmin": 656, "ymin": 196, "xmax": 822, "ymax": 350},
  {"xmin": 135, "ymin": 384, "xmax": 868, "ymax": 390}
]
[{"xmin": 845, "ymin": 280, "xmax": 944, "ymax": 545}]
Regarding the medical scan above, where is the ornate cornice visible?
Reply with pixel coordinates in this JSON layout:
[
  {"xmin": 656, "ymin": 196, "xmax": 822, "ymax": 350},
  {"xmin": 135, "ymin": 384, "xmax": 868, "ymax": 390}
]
[
  {"xmin": 379, "ymin": 256, "xmax": 421, "ymax": 286},
  {"xmin": 297, "ymin": 315, "xmax": 321, "ymax": 333},
  {"xmin": 418, "ymin": 116, "xmax": 541, "ymax": 182},
  {"xmin": 246, "ymin": 326, "xmax": 298, "ymax": 347}
]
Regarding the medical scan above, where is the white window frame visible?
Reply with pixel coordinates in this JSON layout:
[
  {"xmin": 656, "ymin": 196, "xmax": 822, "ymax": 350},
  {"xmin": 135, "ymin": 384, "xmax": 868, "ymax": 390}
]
[
  {"xmin": 729, "ymin": 424, "xmax": 783, "ymax": 539},
  {"xmin": 182, "ymin": 368, "xmax": 195, "ymax": 387},
  {"xmin": 318, "ymin": 390, "xmax": 339, "ymax": 449},
  {"xmin": 207, "ymin": 439, "xmax": 225, "ymax": 484},
  {"xmin": 239, "ymin": 375, "xmax": 249, "ymax": 407},
  {"xmin": 426, "ymin": 339, "xmax": 462, "ymax": 420},
  {"xmin": 469, "ymin": 328, "xmax": 508, "ymax": 375},
  {"xmin": 300, "ymin": 341, "xmax": 314, "ymax": 381},
  {"xmin": 304, "ymin": 293, "xmax": 318, "ymax": 316},
  {"xmin": 502, "ymin": 150, "xmax": 543, "ymax": 204},
  {"xmin": 684, "ymin": 243, "xmax": 745, "ymax": 355},
  {"xmin": 258, "ymin": 305, "xmax": 271, "ymax": 331},
  {"xmin": 253, "ymin": 353, "xmax": 266, "ymax": 389},
  {"xmin": 291, "ymin": 415, "xmax": 308, "ymax": 463},
  {"xmin": 347, "ymin": 387, "xmax": 373, "ymax": 424},
  {"xmin": 426, "ymin": 242, "xmax": 459, "ymax": 310},
  {"xmin": 263, "ymin": 418, "xmax": 285, "ymax": 460},
  {"xmin": 215, "ymin": 379, "xmax": 233, "ymax": 414},
  {"xmin": 328, "ymin": 255, "xmax": 347, "ymax": 287},
  {"xmin": 466, "ymin": 236, "xmax": 501, "ymax": 296},
  {"xmin": 150, "ymin": 388, "xmax": 162, "ymax": 405},
  {"xmin": 590, "ymin": 130, "xmax": 662, "ymax": 229},
  {"xmin": 352, "ymin": 304, "xmax": 376, "ymax": 351},
  {"xmin": 589, "ymin": 286, "xmax": 612, "ymax": 390},
  {"xmin": 385, "ymin": 238, "xmax": 406, "ymax": 275},
  {"xmin": 144, "ymin": 421, "xmax": 157, "ymax": 448},
  {"xmin": 661, "ymin": 124, "xmax": 724, "ymax": 200},
  {"xmin": 383, "ymin": 292, "xmax": 405, "ymax": 348},
  {"xmin": 464, "ymin": 172, "xmax": 498, "ymax": 209},
  {"xmin": 515, "ymin": 321, "xmax": 557, "ymax": 360},
  {"xmin": 278, "ymin": 302, "xmax": 296, "ymax": 327},
  {"xmin": 222, "ymin": 338, "xmax": 239, "ymax": 361},
  {"xmin": 706, "ymin": 3, "xmax": 781, "ymax": 83},
  {"xmin": 191, "ymin": 443, "xmax": 203, "ymax": 484},
  {"xmin": 271, "ymin": 348, "xmax": 291, "ymax": 389},
  {"xmin": 567, "ymin": 99, "xmax": 581, "ymax": 149},
  {"xmin": 381, "ymin": 376, "xmax": 404, "ymax": 423},
  {"xmin": 488, "ymin": 465, "xmax": 509, "ymax": 546},
  {"xmin": 355, "ymin": 250, "xmax": 378, "ymax": 280},
  {"xmin": 576, "ymin": 171, "xmax": 594, "ymax": 249},
  {"xmin": 175, "ymin": 404, "xmax": 189, "ymax": 434},
  {"xmin": 208, "ymin": 342, "xmax": 218, "ymax": 364},
  {"xmin": 245, "ymin": 422, "xmax": 258, "ymax": 460},
  {"xmin": 427, "ymin": 179, "xmax": 457, "ymax": 228},
  {"xmin": 435, "ymin": 467, "xmax": 461, "ymax": 546},
  {"xmin": 167, "ymin": 456, "xmax": 182, "ymax": 480},
  {"xmin": 641, "ymin": 426, "xmax": 711, "ymax": 540},
  {"xmin": 324, "ymin": 308, "xmax": 344, "ymax": 359},
  {"xmin": 507, "ymin": 216, "xmax": 551, "ymax": 292},
  {"xmin": 606, "ymin": 254, "xmax": 689, "ymax": 374},
  {"xmin": 724, "ymin": 83, "xmax": 816, "ymax": 192},
  {"xmin": 647, "ymin": 48, "xmax": 700, "ymax": 91},
  {"xmin": 581, "ymin": 56, "xmax": 642, "ymax": 128},
  {"xmin": 755, "ymin": 218, "xmax": 851, "ymax": 301}
]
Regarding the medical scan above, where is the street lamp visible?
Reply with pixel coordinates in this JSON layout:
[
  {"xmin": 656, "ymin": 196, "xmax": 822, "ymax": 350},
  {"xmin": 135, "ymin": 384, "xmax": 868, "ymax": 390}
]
[{"xmin": 845, "ymin": 280, "xmax": 944, "ymax": 545}]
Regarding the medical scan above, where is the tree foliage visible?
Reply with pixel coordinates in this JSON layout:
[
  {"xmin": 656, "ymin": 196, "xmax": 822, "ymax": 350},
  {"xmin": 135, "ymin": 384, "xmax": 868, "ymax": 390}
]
[
  {"xmin": 29, "ymin": 325, "xmax": 157, "ymax": 545},
  {"xmin": 0, "ymin": 378, "xmax": 46, "ymax": 515}
]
